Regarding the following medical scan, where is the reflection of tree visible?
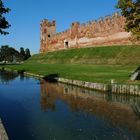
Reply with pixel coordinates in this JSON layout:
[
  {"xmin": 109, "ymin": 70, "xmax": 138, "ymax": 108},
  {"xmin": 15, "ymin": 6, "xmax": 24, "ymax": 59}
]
[
  {"xmin": 0, "ymin": 71, "xmax": 18, "ymax": 83},
  {"xmin": 19, "ymin": 74, "xmax": 25, "ymax": 81},
  {"xmin": 40, "ymin": 80, "xmax": 140, "ymax": 139}
]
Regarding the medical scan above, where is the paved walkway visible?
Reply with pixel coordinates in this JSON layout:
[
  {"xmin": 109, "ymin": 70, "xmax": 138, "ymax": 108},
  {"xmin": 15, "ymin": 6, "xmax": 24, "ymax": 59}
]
[{"xmin": 0, "ymin": 119, "xmax": 8, "ymax": 140}]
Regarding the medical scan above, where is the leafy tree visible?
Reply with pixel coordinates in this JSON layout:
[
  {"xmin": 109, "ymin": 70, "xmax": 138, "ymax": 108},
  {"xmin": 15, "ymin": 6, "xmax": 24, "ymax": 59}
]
[
  {"xmin": 25, "ymin": 48, "xmax": 31, "ymax": 60},
  {"xmin": 116, "ymin": 0, "xmax": 140, "ymax": 39},
  {"xmin": 0, "ymin": 0, "xmax": 10, "ymax": 35},
  {"xmin": 0, "ymin": 46, "xmax": 31, "ymax": 62},
  {"xmin": 19, "ymin": 47, "xmax": 31, "ymax": 60},
  {"xmin": 0, "ymin": 45, "xmax": 9, "ymax": 61},
  {"xmin": 0, "ymin": 45, "xmax": 19, "ymax": 62},
  {"xmin": 19, "ymin": 47, "xmax": 25, "ymax": 60}
]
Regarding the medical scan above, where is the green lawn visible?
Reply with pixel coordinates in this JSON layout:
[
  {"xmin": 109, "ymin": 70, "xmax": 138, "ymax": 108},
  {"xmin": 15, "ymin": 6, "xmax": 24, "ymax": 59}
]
[
  {"xmin": 28, "ymin": 45, "xmax": 140, "ymax": 65},
  {"xmin": 1, "ymin": 63, "xmax": 138, "ymax": 84},
  {"xmin": 1, "ymin": 45, "xmax": 140, "ymax": 84}
]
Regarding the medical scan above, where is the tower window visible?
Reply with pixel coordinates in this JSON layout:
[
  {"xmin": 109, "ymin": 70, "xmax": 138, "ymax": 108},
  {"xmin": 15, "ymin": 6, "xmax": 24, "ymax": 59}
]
[{"xmin": 48, "ymin": 34, "xmax": 51, "ymax": 38}]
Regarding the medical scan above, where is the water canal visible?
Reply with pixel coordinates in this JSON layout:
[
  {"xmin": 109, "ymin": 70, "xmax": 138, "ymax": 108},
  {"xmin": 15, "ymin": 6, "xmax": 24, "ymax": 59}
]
[{"xmin": 0, "ymin": 71, "xmax": 140, "ymax": 140}]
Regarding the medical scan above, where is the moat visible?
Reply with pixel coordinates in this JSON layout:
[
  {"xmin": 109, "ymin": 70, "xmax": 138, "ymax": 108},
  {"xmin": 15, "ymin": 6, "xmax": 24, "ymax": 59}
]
[{"xmin": 0, "ymin": 71, "xmax": 140, "ymax": 140}]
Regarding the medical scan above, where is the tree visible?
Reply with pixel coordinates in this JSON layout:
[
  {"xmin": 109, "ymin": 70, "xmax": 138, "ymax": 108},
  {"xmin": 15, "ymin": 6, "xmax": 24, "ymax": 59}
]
[
  {"xmin": 116, "ymin": 0, "xmax": 140, "ymax": 39},
  {"xmin": 0, "ymin": 45, "xmax": 9, "ymax": 61},
  {"xmin": 0, "ymin": 45, "xmax": 19, "ymax": 62},
  {"xmin": 0, "ymin": 0, "xmax": 10, "ymax": 35},
  {"xmin": 19, "ymin": 47, "xmax": 31, "ymax": 60},
  {"xmin": 0, "ymin": 46, "xmax": 31, "ymax": 62},
  {"xmin": 25, "ymin": 48, "xmax": 31, "ymax": 60},
  {"xmin": 19, "ymin": 47, "xmax": 25, "ymax": 59}
]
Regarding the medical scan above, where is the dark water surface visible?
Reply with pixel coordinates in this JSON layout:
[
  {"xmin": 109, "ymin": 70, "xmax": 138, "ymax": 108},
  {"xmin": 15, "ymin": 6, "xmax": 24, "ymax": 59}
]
[{"xmin": 0, "ymin": 72, "xmax": 140, "ymax": 140}]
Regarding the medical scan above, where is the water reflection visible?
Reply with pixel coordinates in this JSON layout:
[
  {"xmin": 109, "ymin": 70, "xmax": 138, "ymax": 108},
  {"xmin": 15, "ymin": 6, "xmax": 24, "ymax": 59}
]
[
  {"xmin": 1, "ymin": 71, "xmax": 140, "ymax": 140},
  {"xmin": 0, "ymin": 71, "xmax": 18, "ymax": 83},
  {"xmin": 40, "ymin": 80, "xmax": 140, "ymax": 139}
]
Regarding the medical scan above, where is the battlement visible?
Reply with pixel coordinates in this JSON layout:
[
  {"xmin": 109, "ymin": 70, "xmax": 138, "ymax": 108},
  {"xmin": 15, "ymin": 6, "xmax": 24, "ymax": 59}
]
[
  {"xmin": 40, "ymin": 13, "xmax": 130, "ymax": 53},
  {"xmin": 40, "ymin": 19, "xmax": 56, "ymax": 27}
]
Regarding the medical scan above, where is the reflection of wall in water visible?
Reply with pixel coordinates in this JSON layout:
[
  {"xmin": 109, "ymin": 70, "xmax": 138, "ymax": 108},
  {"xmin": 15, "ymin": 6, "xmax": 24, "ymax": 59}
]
[
  {"xmin": 40, "ymin": 82, "xmax": 57, "ymax": 112},
  {"xmin": 40, "ymin": 80, "xmax": 140, "ymax": 139}
]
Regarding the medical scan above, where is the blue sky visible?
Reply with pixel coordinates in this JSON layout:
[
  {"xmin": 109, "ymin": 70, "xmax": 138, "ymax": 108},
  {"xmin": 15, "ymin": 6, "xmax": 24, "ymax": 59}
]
[{"xmin": 0, "ymin": 0, "xmax": 118, "ymax": 54}]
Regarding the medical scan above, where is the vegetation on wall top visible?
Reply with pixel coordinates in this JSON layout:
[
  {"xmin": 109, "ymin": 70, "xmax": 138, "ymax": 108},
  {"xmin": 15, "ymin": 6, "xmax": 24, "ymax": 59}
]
[{"xmin": 116, "ymin": 0, "xmax": 140, "ymax": 40}]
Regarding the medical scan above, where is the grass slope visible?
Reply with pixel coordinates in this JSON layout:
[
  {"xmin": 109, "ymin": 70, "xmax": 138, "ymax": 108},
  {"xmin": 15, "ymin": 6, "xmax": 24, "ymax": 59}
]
[
  {"xmin": 2, "ymin": 45, "xmax": 140, "ymax": 84},
  {"xmin": 28, "ymin": 45, "xmax": 140, "ymax": 65}
]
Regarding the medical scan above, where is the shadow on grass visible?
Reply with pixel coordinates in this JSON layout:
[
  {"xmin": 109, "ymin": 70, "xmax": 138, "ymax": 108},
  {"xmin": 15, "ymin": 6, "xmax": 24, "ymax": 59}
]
[{"xmin": 43, "ymin": 74, "xmax": 59, "ymax": 83}]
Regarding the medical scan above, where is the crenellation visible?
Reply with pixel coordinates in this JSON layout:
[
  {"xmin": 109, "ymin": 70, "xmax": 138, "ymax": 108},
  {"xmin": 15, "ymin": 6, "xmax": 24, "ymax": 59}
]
[{"xmin": 40, "ymin": 13, "xmax": 132, "ymax": 53}]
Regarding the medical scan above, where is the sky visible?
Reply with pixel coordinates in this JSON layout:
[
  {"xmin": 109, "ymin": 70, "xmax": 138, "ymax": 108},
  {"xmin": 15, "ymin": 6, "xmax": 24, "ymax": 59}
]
[{"xmin": 0, "ymin": 0, "xmax": 119, "ymax": 54}]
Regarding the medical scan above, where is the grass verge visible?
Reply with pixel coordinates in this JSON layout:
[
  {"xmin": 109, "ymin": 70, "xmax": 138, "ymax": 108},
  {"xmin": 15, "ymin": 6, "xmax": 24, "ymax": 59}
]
[
  {"xmin": 1, "ymin": 63, "xmax": 138, "ymax": 84},
  {"xmin": 1, "ymin": 45, "xmax": 140, "ymax": 84}
]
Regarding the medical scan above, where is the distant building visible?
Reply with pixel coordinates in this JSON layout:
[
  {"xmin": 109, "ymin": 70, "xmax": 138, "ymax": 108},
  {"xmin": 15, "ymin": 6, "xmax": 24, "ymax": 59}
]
[{"xmin": 40, "ymin": 13, "xmax": 131, "ymax": 53}]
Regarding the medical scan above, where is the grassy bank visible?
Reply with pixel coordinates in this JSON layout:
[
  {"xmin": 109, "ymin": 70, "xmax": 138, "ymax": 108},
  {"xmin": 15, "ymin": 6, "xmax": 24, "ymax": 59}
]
[
  {"xmin": 28, "ymin": 45, "xmax": 140, "ymax": 65},
  {"xmin": 1, "ymin": 45, "xmax": 140, "ymax": 84},
  {"xmin": 2, "ymin": 63, "xmax": 137, "ymax": 83}
]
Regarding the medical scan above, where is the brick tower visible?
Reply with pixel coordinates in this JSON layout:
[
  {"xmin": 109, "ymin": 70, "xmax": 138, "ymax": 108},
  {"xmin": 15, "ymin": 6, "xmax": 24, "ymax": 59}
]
[{"xmin": 40, "ymin": 19, "xmax": 56, "ymax": 53}]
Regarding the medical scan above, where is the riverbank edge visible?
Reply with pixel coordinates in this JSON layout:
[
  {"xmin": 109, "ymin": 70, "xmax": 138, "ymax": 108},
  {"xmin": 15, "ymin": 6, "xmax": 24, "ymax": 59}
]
[
  {"xmin": 23, "ymin": 72, "xmax": 140, "ymax": 96},
  {"xmin": 1, "ymin": 67, "xmax": 140, "ymax": 96},
  {"xmin": 0, "ymin": 119, "xmax": 9, "ymax": 140}
]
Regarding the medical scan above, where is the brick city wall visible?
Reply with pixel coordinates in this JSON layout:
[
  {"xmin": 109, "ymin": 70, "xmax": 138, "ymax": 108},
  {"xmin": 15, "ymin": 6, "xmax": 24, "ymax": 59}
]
[{"xmin": 40, "ymin": 13, "xmax": 131, "ymax": 53}]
